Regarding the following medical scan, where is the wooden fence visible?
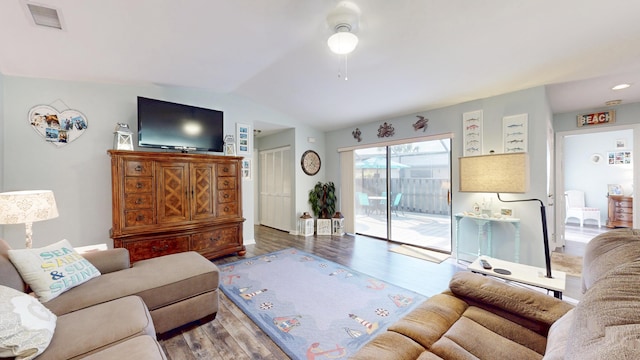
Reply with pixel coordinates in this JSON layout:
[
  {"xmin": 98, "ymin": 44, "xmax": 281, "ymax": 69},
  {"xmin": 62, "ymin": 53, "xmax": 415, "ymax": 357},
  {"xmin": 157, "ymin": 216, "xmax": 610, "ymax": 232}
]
[{"xmin": 359, "ymin": 178, "xmax": 450, "ymax": 215}]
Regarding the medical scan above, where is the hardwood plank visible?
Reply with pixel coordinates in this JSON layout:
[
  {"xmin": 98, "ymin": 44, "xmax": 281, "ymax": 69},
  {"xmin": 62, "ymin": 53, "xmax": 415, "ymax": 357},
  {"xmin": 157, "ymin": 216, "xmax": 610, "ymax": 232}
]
[{"xmin": 160, "ymin": 334, "xmax": 196, "ymax": 360}]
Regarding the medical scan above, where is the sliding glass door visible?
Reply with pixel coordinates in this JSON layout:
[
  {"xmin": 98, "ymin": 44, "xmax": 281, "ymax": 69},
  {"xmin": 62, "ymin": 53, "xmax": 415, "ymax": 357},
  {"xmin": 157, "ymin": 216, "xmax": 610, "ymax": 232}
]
[{"xmin": 354, "ymin": 138, "xmax": 451, "ymax": 252}]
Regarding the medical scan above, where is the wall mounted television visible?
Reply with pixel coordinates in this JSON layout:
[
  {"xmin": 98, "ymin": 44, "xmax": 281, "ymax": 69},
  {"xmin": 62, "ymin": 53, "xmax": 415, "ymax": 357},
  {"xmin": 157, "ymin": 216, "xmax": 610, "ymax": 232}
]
[{"xmin": 137, "ymin": 96, "xmax": 224, "ymax": 152}]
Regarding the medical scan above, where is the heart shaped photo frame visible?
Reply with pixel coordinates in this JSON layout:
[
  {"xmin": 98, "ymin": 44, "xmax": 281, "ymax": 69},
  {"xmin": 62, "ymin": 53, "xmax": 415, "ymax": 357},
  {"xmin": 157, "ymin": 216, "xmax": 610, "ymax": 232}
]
[{"xmin": 28, "ymin": 105, "xmax": 88, "ymax": 147}]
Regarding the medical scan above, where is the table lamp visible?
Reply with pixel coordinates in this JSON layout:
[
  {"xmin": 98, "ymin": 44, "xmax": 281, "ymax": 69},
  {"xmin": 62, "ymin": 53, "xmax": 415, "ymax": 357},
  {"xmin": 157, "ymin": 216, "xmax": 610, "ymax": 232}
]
[
  {"xmin": 459, "ymin": 153, "xmax": 553, "ymax": 279},
  {"xmin": 0, "ymin": 190, "xmax": 59, "ymax": 248}
]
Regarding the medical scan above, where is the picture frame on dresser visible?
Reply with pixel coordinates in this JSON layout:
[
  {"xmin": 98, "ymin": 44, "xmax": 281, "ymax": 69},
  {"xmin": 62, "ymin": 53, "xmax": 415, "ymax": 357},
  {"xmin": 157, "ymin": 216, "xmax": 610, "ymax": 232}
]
[{"xmin": 608, "ymin": 184, "xmax": 623, "ymax": 196}]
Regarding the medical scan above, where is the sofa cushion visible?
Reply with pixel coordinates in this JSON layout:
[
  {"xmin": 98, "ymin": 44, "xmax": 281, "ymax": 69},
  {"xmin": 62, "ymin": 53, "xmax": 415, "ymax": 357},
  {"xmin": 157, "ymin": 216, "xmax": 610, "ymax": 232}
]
[
  {"xmin": 430, "ymin": 316, "xmax": 543, "ymax": 360},
  {"xmin": 449, "ymin": 272, "xmax": 573, "ymax": 329},
  {"xmin": 581, "ymin": 228, "xmax": 640, "ymax": 292},
  {"xmin": 43, "ymin": 251, "xmax": 218, "ymax": 317},
  {"xmin": 37, "ymin": 295, "xmax": 155, "ymax": 360},
  {"xmin": 542, "ymin": 308, "xmax": 574, "ymax": 360},
  {"xmin": 566, "ymin": 259, "xmax": 640, "ymax": 360},
  {"xmin": 0, "ymin": 285, "xmax": 56, "ymax": 360},
  {"xmin": 81, "ymin": 335, "xmax": 166, "ymax": 360},
  {"xmin": 388, "ymin": 293, "xmax": 468, "ymax": 349},
  {"xmin": 8, "ymin": 239, "xmax": 100, "ymax": 302}
]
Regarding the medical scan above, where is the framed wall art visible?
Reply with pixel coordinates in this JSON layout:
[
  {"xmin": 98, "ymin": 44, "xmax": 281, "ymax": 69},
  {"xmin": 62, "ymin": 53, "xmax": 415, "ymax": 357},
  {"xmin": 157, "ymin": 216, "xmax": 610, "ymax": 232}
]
[
  {"xmin": 503, "ymin": 113, "xmax": 528, "ymax": 153},
  {"xmin": 462, "ymin": 110, "xmax": 483, "ymax": 156},
  {"xmin": 607, "ymin": 151, "xmax": 632, "ymax": 165},
  {"xmin": 29, "ymin": 104, "xmax": 88, "ymax": 147},
  {"xmin": 235, "ymin": 123, "xmax": 252, "ymax": 156},
  {"xmin": 241, "ymin": 159, "xmax": 252, "ymax": 180}
]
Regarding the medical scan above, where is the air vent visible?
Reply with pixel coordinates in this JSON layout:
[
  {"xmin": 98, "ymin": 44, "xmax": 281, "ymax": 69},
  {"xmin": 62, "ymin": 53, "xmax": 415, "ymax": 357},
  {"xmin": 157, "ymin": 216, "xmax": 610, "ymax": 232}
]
[{"xmin": 27, "ymin": 3, "xmax": 62, "ymax": 30}]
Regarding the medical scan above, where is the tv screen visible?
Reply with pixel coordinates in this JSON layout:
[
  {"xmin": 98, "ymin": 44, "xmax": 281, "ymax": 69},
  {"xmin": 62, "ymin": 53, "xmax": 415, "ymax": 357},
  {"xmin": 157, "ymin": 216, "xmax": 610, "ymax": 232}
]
[{"xmin": 137, "ymin": 97, "xmax": 224, "ymax": 152}]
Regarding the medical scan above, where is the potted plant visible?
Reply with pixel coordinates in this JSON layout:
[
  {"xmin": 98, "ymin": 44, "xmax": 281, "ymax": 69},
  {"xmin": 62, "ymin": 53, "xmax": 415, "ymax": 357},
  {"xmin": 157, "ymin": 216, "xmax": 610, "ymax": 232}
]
[{"xmin": 308, "ymin": 181, "xmax": 337, "ymax": 235}]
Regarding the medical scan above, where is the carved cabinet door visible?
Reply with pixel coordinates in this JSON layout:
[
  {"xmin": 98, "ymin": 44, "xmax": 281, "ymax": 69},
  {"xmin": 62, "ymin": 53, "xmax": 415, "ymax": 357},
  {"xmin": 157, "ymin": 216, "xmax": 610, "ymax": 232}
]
[
  {"xmin": 156, "ymin": 161, "xmax": 190, "ymax": 224},
  {"xmin": 191, "ymin": 163, "xmax": 217, "ymax": 220}
]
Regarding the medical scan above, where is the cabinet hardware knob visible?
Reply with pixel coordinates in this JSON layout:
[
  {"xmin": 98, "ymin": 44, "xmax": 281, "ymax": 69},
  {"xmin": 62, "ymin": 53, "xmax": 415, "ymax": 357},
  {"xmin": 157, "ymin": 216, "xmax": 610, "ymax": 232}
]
[
  {"xmin": 136, "ymin": 182, "xmax": 143, "ymax": 189},
  {"xmin": 136, "ymin": 215, "xmax": 145, "ymax": 221},
  {"xmin": 224, "ymin": 193, "xmax": 230, "ymax": 199},
  {"xmin": 135, "ymin": 165, "xmax": 143, "ymax": 171},
  {"xmin": 152, "ymin": 244, "xmax": 169, "ymax": 252},
  {"xmin": 224, "ymin": 206, "xmax": 230, "ymax": 212},
  {"xmin": 135, "ymin": 198, "xmax": 143, "ymax": 204},
  {"xmin": 224, "ymin": 180, "xmax": 229, "ymax": 186},
  {"xmin": 223, "ymin": 167, "xmax": 229, "ymax": 172}
]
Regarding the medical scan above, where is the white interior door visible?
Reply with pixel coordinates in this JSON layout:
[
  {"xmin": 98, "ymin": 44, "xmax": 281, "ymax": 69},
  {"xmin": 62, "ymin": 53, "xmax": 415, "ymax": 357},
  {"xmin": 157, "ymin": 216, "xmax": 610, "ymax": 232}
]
[{"xmin": 259, "ymin": 146, "xmax": 292, "ymax": 231}]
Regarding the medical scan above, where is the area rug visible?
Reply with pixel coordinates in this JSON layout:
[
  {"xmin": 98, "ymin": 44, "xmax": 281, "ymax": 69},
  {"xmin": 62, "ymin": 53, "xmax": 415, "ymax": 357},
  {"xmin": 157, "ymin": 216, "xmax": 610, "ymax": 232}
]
[
  {"xmin": 389, "ymin": 244, "xmax": 450, "ymax": 264},
  {"xmin": 219, "ymin": 248, "xmax": 428, "ymax": 360},
  {"xmin": 551, "ymin": 252, "xmax": 583, "ymax": 277}
]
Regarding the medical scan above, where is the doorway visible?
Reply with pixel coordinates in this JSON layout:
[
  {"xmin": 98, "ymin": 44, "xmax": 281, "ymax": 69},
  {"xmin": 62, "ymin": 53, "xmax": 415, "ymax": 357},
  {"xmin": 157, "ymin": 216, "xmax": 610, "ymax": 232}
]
[
  {"xmin": 354, "ymin": 138, "xmax": 452, "ymax": 252},
  {"xmin": 555, "ymin": 126, "xmax": 635, "ymax": 254}
]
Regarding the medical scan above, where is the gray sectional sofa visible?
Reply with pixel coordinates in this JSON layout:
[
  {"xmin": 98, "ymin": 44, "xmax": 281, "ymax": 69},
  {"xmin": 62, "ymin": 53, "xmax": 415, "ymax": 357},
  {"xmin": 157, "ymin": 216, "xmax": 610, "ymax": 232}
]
[{"xmin": 0, "ymin": 239, "xmax": 220, "ymax": 359}]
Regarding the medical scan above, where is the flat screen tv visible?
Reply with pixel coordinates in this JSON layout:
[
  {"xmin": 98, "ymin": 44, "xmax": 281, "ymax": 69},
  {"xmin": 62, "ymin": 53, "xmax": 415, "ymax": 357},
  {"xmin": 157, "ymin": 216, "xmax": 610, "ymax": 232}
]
[{"xmin": 137, "ymin": 96, "xmax": 224, "ymax": 152}]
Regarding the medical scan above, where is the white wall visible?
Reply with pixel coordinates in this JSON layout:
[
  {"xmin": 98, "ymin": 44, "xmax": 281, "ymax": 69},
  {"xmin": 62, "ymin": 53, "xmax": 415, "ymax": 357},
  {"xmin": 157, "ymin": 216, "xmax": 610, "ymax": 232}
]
[
  {"xmin": 0, "ymin": 76, "xmax": 300, "ymax": 249},
  {"xmin": 326, "ymin": 86, "xmax": 553, "ymax": 267}
]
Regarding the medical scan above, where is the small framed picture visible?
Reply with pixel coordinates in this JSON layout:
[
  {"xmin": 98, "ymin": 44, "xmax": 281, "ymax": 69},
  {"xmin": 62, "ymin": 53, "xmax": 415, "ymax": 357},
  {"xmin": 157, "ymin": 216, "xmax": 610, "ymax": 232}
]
[
  {"xmin": 608, "ymin": 184, "xmax": 623, "ymax": 196},
  {"xmin": 500, "ymin": 208, "xmax": 513, "ymax": 218},
  {"xmin": 241, "ymin": 159, "xmax": 252, "ymax": 180},
  {"xmin": 235, "ymin": 123, "xmax": 252, "ymax": 156},
  {"xmin": 616, "ymin": 139, "xmax": 626, "ymax": 149}
]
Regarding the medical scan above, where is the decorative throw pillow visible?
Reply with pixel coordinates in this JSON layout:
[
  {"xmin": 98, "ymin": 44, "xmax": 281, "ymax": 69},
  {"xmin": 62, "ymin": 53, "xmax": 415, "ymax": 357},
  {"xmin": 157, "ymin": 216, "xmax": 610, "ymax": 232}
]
[
  {"xmin": 8, "ymin": 239, "xmax": 101, "ymax": 302},
  {"xmin": 0, "ymin": 285, "xmax": 56, "ymax": 360}
]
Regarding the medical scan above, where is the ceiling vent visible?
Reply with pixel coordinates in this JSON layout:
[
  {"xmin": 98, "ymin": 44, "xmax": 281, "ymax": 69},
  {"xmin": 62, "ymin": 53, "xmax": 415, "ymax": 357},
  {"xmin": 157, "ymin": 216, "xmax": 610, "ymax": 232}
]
[{"xmin": 26, "ymin": 3, "xmax": 63, "ymax": 30}]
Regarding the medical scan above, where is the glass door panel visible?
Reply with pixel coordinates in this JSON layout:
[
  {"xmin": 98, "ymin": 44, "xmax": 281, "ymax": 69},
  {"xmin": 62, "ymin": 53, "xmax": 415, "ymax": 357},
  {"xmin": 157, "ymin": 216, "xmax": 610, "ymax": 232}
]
[{"xmin": 354, "ymin": 139, "xmax": 451, "ymax": 253}]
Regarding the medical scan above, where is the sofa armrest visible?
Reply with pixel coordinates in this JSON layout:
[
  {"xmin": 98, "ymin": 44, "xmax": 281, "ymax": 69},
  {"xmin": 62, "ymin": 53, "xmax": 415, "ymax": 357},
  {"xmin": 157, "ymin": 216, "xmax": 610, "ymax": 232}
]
[
  {"xmin": 449, "ymin": 272, "xmax": 573, "ymax": 327},
  {"xmin": 83, "ymin": 248, "xmax": 131, "ymax": 274}
]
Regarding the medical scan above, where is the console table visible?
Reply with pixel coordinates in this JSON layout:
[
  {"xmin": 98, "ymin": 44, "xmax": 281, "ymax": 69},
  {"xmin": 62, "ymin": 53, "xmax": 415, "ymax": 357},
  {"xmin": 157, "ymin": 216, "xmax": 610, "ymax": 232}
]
[
  {"xmin": 454, "ymin": 213, "xmax": 521, "ymax": 262},
  {"xmin": 468, "ymin": 256, "xmax": 566, "ymax": 299}
]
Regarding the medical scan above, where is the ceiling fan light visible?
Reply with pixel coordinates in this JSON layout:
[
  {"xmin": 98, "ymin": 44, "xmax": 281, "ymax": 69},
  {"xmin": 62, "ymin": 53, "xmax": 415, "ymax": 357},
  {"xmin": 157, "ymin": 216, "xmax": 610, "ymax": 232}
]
[{"xmin": 328, "ymin": 31, "xmax": 359, "ymax": 55}]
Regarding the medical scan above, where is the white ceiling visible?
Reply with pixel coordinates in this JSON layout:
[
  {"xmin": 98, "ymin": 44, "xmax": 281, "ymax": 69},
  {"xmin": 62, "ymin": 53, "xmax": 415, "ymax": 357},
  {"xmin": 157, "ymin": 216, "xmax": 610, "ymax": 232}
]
[{"xmin": 2, "ymin": 0, "xmax": 640, "ymax": 133}]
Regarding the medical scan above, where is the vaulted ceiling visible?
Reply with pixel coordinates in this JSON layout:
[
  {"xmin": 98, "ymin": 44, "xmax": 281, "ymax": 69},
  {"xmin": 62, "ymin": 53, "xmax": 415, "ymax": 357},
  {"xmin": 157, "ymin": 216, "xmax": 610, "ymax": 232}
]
[{"xmin": 2, "ymin": 0, "xmax": 640, "ymax": 132}]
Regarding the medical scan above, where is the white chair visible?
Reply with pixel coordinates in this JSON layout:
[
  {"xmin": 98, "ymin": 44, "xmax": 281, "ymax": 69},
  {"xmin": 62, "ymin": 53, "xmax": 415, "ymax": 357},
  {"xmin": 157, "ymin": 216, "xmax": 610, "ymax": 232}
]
[{"xmin": 564, "ymin": 190, "xmax": 601, "ymax": 227}]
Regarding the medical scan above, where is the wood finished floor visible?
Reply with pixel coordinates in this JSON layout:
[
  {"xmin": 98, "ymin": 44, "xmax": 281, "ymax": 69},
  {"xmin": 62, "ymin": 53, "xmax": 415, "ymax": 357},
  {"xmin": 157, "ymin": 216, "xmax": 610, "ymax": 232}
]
[
  {"xmin": 159, "ymin": 225, "xmax": 460, "ymax": 359},
  {"xmin": 159, "ymin": 224, "xmax": 597, "ymax": 359}
]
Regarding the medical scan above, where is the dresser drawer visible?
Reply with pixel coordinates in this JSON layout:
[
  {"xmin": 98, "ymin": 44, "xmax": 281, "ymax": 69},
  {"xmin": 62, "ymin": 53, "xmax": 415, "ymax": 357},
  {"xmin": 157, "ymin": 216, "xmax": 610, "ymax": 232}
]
[
  {"xmin": 217, "ymin": 203, "xmax": 238, "ymax": 216},
  {"xmin": 217, "ymin": 163, "xmax": 236, "ymax": 176},
  {"xmin": 124, "ymin": 236, "xmax": 190, "ymax": 262},
  {"xmin": 217, "ymin": 190, "xmax": 237, "ymax": 203},
  {"xmin": 124, "ymin": 193, "xmax": 153, "ymax": 210},
  {"xmin": 124, "ymin": 160, "xmax": 153, "ymax": 176},
  {"xmin": 615, "ymin": 212, "xmax": 633, "ymax": 222},
  {"xmin": 124, "ymin": 210, "xmax": 154, "ymax": 227},
  {"xmin": 217, "ymin": 177, "xmax": 236, "ymax": 190},
  {"xmin": 190, "ymin": 228, "xmax": 237, "ymax": 251},
  {"xmin": 125, "ymin": 177, "xmax": 153, "ymax": 193},
  {"xmin": 614, "ymin": 200, "xmax": 633, "ymax": 209},
  {"xmin": 615, "ymin": 206, "xmax": 633, "ymax": 214}
]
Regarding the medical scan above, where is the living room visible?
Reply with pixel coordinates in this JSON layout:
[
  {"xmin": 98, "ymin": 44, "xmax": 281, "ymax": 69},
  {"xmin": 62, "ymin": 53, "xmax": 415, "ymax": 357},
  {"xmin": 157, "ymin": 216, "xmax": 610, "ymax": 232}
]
[{"xmin": 1, "ymin": 1, "xmax": 640, "ymax": 359}]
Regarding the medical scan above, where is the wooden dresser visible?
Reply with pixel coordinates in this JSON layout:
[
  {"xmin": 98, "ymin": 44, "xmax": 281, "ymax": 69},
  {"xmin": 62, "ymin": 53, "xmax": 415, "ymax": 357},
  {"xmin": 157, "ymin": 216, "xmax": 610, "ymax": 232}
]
[
  {"xmin": 606, "ymin": 195, "xmax": 633, "ymax": 228},
  {"xmin": 108, "ymin": 150, "xmax": 246, "ymax": 262}
]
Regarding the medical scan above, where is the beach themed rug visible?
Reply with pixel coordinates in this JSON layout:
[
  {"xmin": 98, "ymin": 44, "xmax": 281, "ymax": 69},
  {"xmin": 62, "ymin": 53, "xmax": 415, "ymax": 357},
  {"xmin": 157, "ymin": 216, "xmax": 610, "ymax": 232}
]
[
  {"xmin": 389, "ymin": 244, "xmax": 450, "ymax": 264},
  {"xmin": 219, "ymin": 248, "xmax": 428, "ymax": 360}
]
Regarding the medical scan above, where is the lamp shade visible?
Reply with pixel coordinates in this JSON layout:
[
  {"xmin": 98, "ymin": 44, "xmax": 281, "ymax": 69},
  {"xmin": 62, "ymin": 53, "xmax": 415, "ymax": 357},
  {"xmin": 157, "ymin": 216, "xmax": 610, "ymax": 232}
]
[
  {"xmin": 328, "ymin": 31, "xmax": 359, "ymax": 55},
  {"xmin": 459, "ymin": 153, "xmax": 529, "ymax": 193},
  {"xmin": 0, "ymin": 190, "xmax": 59, "ymax": 224}
]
